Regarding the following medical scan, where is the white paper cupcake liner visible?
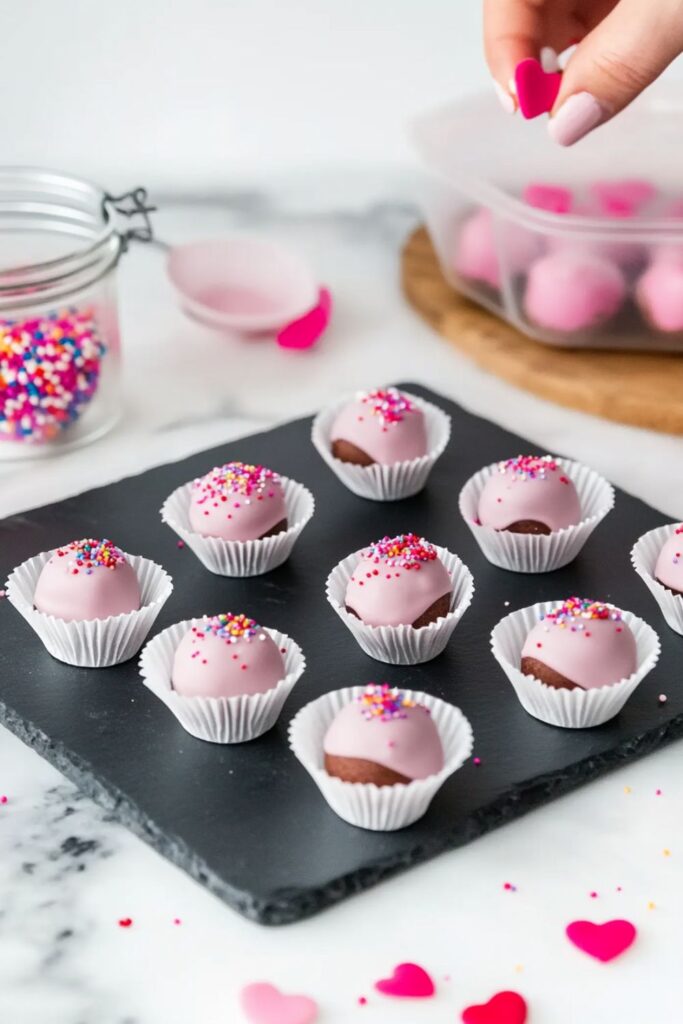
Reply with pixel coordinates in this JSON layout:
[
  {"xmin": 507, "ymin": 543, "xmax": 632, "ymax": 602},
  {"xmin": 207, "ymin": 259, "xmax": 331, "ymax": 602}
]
[
  {"xmin": 139, "ymin": 620, "xmax": 305, "ymax": 743},
  {"xmin": 459, "ymin": 458, "xmax": 614, "ymax": 573},
  {"xmin": 325, "ymin": 545, "xmax": 474, "ymax": 665},
  {"xmin": 490, "ymin": 600, "xmax": 660, "ymax": 728},
  {"xmin": 311, "ymin": 390, "xmax": 451, "ymax": 501},
  {"xmin": 288, "ymin": 686, "xmax": 473, "ymax": 830},
  {"xmin": 5, "ymin": 551, "xmax": 173, "ymax": 668},
  {"xmin": 631, "ymin": 524, "xmax": 683, "ymax": 635},
  {"xmin": 160, "ymin": 475, "xmax": 314, "ymax": 577}
]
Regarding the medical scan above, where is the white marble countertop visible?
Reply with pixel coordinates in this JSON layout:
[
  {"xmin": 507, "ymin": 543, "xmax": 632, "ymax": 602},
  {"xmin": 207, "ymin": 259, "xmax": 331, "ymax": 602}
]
[{"xmin": 2, "ymin": 184, "xmax": 683, "ymax": 1023}]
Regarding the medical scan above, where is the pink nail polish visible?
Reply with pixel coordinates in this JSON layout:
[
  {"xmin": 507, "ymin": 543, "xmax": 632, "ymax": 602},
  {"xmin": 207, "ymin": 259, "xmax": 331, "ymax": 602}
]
[
  {"xmin": 493, "ymin": 80, "xmax": 515, "ymax": 114},
  {"xmin": 548, "ymin": 92, "xmax": 606, "ymax": 146}
]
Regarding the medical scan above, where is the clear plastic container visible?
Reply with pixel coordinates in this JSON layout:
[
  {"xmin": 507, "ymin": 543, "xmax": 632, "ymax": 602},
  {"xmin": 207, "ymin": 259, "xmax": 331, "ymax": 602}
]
[
  {"xmin": 413, "ymin": 82, "xmax": 683, "ymax": 351},
  {"xmin": 0, "ymin": 169, "xmax": 147, "ymax": 460}
]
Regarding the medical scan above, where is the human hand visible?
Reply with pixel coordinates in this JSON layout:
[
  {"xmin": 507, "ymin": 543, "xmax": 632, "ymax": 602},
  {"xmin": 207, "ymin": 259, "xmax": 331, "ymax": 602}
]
[{"xmin": 484, "ymin": 0, "xmax": 683, "ymax": 145}]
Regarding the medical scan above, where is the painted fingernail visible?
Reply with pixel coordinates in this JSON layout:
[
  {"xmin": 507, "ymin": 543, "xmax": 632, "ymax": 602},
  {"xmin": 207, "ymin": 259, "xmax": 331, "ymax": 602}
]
[
  {"xmin": 548, "ymin": 92, "xmax": 606, "ymax": 146},
  {"xmin": 493, "ymin": 79, "xmax": 516, "ymax": 114},
  {"xmin": 540, "ymin": 46, "xmax": 560, "ymax": 73}
]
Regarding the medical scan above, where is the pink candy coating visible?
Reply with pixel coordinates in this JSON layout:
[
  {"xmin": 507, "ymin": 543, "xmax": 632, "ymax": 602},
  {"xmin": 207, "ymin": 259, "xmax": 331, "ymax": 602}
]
[
  {"xmin": 33, "ymin": 539, "xmax": 140, "ymax": 622},
  {"xmin": 522, "ymin": 598, "xmax": 637, "ymax": 690},
  {"xmin": 478, "ymin": 456, "xmax": 582, "ymax": 533},
  {"xmin": 344, "ymin": 534, "xmax": 451, "ymax": 627},
  {"xmin": 637, "ymin": 261, "xmax": 683, "ymax": 333},
  {"xmin": 323, "ymin": 684, "xmax": 444, "ymax": 781},
  {"xmin": 455, "ymin": 208, "xmax": 540, "ymax": 289},
  {"xmin": 654, "ymin": 525, "xmax": 683, "ymax": 591},
  {"xmin": 171, "ymin": 614, "xmax": 285, "ymax": 698},
  {"xmin": 330, "ymin": 388, "xmax": 427, "ymax": 465},
  {"xmin": 188, "ymin": 462, "xmax": 286, "ymax": 541},
  {"xmin": 524, "ymin": 251, "xmax": 625, "ymax": 332}
]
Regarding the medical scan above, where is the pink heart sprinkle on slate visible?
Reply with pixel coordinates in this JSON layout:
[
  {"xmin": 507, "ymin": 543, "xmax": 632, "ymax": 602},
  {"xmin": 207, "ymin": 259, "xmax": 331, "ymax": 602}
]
[
  {"xmin": 374, "ymin": 962, "xmax": 435, "ymax": 998},
  {"xmin": 523, "ymin": 183, "xmax": 573, "ymax": 214},
  {"xmin": 566, "ymin": 919, "xmax": 637, "ymax": 962},
  {"xmin": 515, "ymin": 58, "xmax": 562, "ymax": 119},
  {"xmin": 462, "ymin": 990, "xmax": 528, "ymax": 1024},
  {"xmin": 240, "ymin": 982, "xmax": 318, "ymax": 1024},
  {"xmin": 277, "ymin": 287, "xmax": 332, "ymax": 350}
]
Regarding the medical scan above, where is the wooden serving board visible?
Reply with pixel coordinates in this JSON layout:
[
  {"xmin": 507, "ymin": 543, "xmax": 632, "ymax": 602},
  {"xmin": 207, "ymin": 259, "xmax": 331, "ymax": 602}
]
[{"xmin": 401, "ymin": 226, "xmax": 683, "ymax": 434}]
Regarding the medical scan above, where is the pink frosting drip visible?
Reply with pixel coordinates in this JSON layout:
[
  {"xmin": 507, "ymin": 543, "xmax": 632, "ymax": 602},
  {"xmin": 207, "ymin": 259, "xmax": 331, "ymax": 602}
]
[
  {"xmin": 33, "ymin": 539, "xmax": 141, "ymax": 622},
  {"xmin": 330, "ymin": 389, "xmax": 427, "ymax": 465},
  {"xmin": 524, "ymin": 251, "xmax": 625, "ymax": 332},
  {"xmin": 521, "ymin": 599, "xmax": 637, "ymax": 690},
  {"xmin": 323, "ymin": 685, "xmax": 444, "ymax": 780},
  {"xmin": 344, "ymin": 535, "xmax": 452, "ymax": 627},
  {"xmin": 654, "ymin": 525, "xmax": 683, "ymax": 590},
  {"xmin": 189, "ymin": 462, "xmax": 286, "ymax": 541},
  {"xmin": 171, "ymin": 616, "xmax": 285, "ymax": 698},
  {"xmin": 478, "ymin": 456, "xmax": 582, "ymax": 532}
]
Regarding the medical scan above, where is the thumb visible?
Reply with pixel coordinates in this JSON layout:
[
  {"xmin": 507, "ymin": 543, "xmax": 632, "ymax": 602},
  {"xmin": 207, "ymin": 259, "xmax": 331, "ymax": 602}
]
[{"xmin": 548, "ymin": 0, "xmax": 683, "ymax": 146}]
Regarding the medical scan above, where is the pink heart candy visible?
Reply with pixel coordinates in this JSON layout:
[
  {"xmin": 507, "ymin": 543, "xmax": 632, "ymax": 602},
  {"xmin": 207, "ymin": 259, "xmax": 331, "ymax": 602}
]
[
  {"xmin": 374, "ymin": 962, "xmax": 435, "ymax": 999},
  {"xmin": 462, "ymin": 990, "xmax": 528, "ymax": 1024},
  {"xmin": 523, "ymin": 183, "xmax": 573, "ymax": 214},
  {"xmin": 277, "ymin": 287, "xmax": 332, "ymax": 349},
  {"xmin": 566, "ymin": 919, "xmax": 637, "ymax": 962},
  {"xmin": 515, "ymin": 58, "xmax": 562, "ymax": 119},
  {"xmin": 240, "ymin": 982, "xmax": 318, "ymax": 1024}
]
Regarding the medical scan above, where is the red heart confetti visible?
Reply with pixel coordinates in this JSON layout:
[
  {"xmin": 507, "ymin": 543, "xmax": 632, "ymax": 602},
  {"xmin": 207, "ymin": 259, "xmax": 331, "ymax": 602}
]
[
  {"xmin": 118, "ymin": 917, "xmax": 133, "ymax": 928},
  {"xmin": 374, "ymin": 962, "xmax": 435, "ymax": 999},
  {"xmin": 566, "ymin": 919, "xmax": 637, "ymax": 962},
  {"xmin": 462, "ymin": 990, "xmax": 528, "ymax": 1024},
  {"xmin": 514, "ymin": 58, "xmax": 562, "ymax": 119},
  {"xmin": 240, "ymin": 982, "xmax": 318, "ymax": 1024}
]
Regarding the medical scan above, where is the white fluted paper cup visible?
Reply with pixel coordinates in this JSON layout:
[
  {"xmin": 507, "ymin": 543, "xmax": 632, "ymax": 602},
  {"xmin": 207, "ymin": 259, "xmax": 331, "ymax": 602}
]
[
  {"xmin": 139, "ymin": 620, "xmax": 305, "ymax": 743},
  {"xmin": 160, "ymin": 475, "xmax": 314, "ymax": 577},
  {"xmin": 311, "ymin": 390, "xmax": 451, "ymax": 501},
  {"xmin": 325, "ymin": 545, "xmax": 474, "ymax": 665},
  {"xmin": 458, "ymin": 458, "xmax": 614, "ymax": 573},
  {"xmin": 490, "ymin": 600, "xmax": 660, "ymax": 728},
  {"xmin": 6, "ymin": 551, "xmax": 173, "ymax": 668},
  {"xmin": 632, "ymin": 524, "xmax": 683, "ymax": 635},
  {"xmin": 288, "ymin": 686, "xmax": 473, "ymax": 830}
]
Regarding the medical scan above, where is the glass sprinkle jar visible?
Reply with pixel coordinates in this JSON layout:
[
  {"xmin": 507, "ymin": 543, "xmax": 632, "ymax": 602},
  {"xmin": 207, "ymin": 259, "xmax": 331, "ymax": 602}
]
[{"xmin": 0, "ymin": 168, "xmax": 154, "ymax": 460}]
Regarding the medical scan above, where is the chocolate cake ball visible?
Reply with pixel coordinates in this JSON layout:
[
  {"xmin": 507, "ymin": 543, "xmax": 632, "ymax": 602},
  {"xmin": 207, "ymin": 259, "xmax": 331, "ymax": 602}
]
[
  {"xmin": 33, "ymin": 539, "xmax": 141, "ymax": 622},
  {"xmin": 654, "ymin": 524, "xmax": 683, "ymax": 596},
  {"xmin": 171, "ymin": 613, "xmax": 286, "ymax": 698},
  {"xmin": 478, "ymin": 455, "xmax": 582, "ymax": 535},
  {"xmin": 330, "ymin": 388, "xmax": 428, "ymax": 466},
  {"xmin": 188, "ymin": 462, "xmax": 287, "ymax": 541},
  {"xmin": 521, "ymin": 597, "xmax": 637, "ymax": 691},
  {"xmin": 345, "ymin": 534, "xmax": 452, "ymax": 628},
  {"xmin": 323, "ymin": 683, "xmax": 444, "ymax": 785}
]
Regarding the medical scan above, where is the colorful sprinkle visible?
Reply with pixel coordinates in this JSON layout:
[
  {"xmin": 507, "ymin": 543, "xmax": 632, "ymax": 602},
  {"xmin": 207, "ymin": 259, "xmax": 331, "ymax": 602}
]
[
  {"xmin": 541, "ymin": 597, "xmax": 623, "ymax": 630},
  {"xmin": 356, "ymin": 683, "xmax": 417, "ymax": 722},
  {"xmin": 498, "ymin": 454, "xmax": 561, "ymax": 480},
  {"xmin": 362, "ymin": 533, "xmax": 437, "ymax": 571},
  {"xmin": 473, "ymin": 756, "xmax": 482, "ymax": 766},
  {"xmin": 0, "ymin": 307, "xmax": 105, "ymax": 444},
  {"xmin": 191, "ymin": 613, "xmax": 261, "ymax": 645},
  {"xmin": 659, "ymin": 694, "xmax": 668, "ymax": 704},
  {"xmin": 176, "ymin": 540, "xmax": 185, "ymax": 549},
  {"xmin": 358, "ymin": 387, "xmax": 416, "ymax": 426},
  {"xmin": 55, "ymin": 539, "xmax": 127, "ymax": 573},
  {"xmin": 118, "ymin": 917, "xmax": 133, "ymax": 928},
  {"xmin": 192, "ymin": 462, "xmax": 280, "ymax": 507}
]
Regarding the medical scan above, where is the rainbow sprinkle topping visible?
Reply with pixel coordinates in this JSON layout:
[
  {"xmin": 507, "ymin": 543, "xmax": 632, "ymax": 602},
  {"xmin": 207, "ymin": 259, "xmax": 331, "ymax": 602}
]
[
  {"xmin": 0, "ymin": 308, "xmax": 105, "ymax": 444},
  {"xmin": 498, "ymin": 455, "xmax": 563, "ymax": 480},
  {"xmin": 358, "ymin": 387, "xmax": 416, "ymax": 426},
  {"xmin": 192, "ymin": 613, "xmax": 262, "ymax": 644},
  {"xmin": 192, "ymin": 462, "xmax": 280, "ymax": 507},
  {"xmin": 541, "ymin": 597, "xmax": 623, "ymax": 629},
  {"xmin": 356, "ymin": 683, "xmax": 418, "ymax": 721},
  {"xmin": 364, "ymin": 533, "xmax": 438, "ymax": 570},
  {"xmin": 56, "ymin": 539, "xmax": 126, "ymax": 574}
]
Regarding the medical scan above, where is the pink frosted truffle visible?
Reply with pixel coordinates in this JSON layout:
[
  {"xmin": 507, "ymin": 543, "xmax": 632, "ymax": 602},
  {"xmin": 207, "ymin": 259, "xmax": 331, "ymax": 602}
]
[
  {"xmin": 478, "ymin": 455, "xmax": 582, "ymax": 535},
  {"xmin": 521, "ymin": 597, "xmax": 637, "ymax": 691},
  {"xmin": 171, "ymin": 613, "xmax": 285, "ymax": 698},
  {"xmin": 323, "ymin": 683, "xmax": 444, "ymax": 785},
  {"xmin": 345, "ymin": 533, "xmax": 452, "ymax": 628},
  {"xmin": 524, "ymin": 250, "xmax": 625, "ymax": 332},
  {"xmin": 654, "ymin": 524, "xmax": 683, "ymax": 594},
  {"xmin": 455, "ymin": 207, "xmax": 540, "ymax": 289},
  {"xmin": 33, "ymin": 539, "xmax": 141, "ymax": 622},
  {"xmin": 188, "ymin": 461, "xmax": 287, "ymax": 542},
  {"xmin": 637, "ymin": 260, "xmax": 683, "ymax": 333},
  {"xmin": 330, "ymin": 388, "xmax": 427, "ymax": 466}
]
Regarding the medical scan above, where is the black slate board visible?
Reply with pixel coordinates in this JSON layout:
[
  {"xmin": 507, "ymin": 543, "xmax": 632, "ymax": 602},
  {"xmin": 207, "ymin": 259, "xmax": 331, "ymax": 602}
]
[{"xmin": 0, "ymin": 384, "xmax": 680, "ymax": 925}]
